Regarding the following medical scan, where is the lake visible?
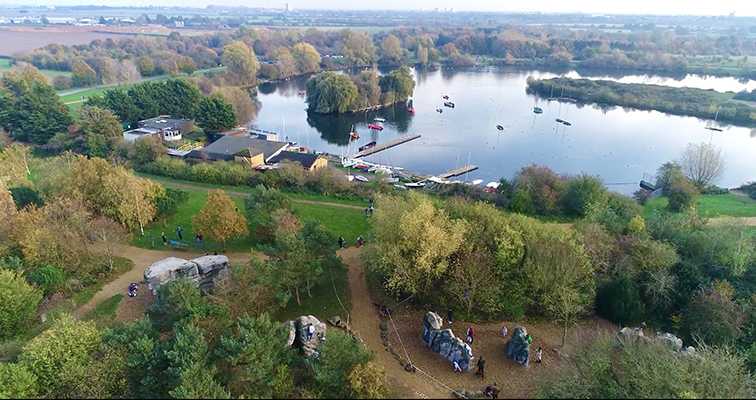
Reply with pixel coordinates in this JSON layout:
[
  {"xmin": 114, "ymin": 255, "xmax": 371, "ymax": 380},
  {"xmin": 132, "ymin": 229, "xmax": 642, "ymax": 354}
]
[{"xmin": 254, "ymin": 67, "xmax": 756, "ymax": 194}]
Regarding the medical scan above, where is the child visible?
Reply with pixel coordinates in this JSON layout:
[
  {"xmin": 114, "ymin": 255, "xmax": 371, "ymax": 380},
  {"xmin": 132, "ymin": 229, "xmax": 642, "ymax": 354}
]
[
  {"xmin": 536, "ymin": 347, "xmax": 542, "ymax": 363},
  {"xmin": 502, "ymin": 326, "xmax": 508, "ymax": 338}
]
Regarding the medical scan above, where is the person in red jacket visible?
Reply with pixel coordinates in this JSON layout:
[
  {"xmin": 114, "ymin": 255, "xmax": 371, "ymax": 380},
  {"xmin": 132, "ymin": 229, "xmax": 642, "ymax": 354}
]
[{"xmin": 467, "ymin": 326, "xmax": 475, "ymax": 344}]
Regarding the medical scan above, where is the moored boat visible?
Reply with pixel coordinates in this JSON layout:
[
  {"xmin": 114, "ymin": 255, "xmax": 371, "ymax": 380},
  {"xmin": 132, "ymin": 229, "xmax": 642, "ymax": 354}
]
[
  {"xmin": 350, "ymin": 131, "xmax": 360, "ymax": 139},
  {"xmin": 407, "ymin": 107, "xmax": 415, "ymax": 114},
  {"xmin": 555, "ymin": 118, "xmax": 564, "ymax": 123},
  {"xmin": 562, "ymin": 120, "xmax": 572, "ymax": 126},
  {"xmin": 374, "ymin": 117, "xmax": 386, "ymax": 122},
  {"xmin": 472, "ymin": 179, "xmax": 483, "ymax": 185},
  {"xmin": 533, "ymin": 106, "xmax": 543, "ymax": 114},
  {"xmin": 444, "ymin": 101, "xmax": 455, "ymax": 108},
  {"xmin": 496, "ymin": 125, "xmax": 504, "ymax": 130},
  {"xmin": 404, "ymin": 182, "xmax": 427, "ymax": 189},
  {"xmin": 367, "ymin": 123, "xmax": 384, "ymax": 131},
  {"xmin": 436, "ymin": 107, "xmax": 443, "ymax": 113},
  {"xmin": 347, "ymin": 175, "xmax": 355, "ymax": 182},
  {"xmin": 355, "ymin": 175, "xmax": 369, "ymax": 182},
  {"xmin": 358, "ymin": 141, "xmax": 377, "ymax": 152}
]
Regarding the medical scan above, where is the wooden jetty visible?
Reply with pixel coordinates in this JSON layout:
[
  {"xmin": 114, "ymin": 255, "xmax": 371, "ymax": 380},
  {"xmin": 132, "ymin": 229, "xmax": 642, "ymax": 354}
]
[
  {"xmin": 438, "ymin": 164, "xmax": 479, "ymax": 179},
  {"xmin": 353, "ymin": 134, "xmax": 421, "ymax": 157}
]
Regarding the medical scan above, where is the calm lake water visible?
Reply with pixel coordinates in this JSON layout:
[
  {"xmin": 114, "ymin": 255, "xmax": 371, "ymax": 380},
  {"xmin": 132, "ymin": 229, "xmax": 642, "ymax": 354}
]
[{"xmin": 254, "ymin": 68, "xmax": 756, "ymax": 194}]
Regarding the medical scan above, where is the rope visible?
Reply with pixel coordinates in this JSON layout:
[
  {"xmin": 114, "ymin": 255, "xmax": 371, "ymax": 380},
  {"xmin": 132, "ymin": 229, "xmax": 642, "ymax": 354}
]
[
  {"xmin": 387, "ymin": 307, "xmax": 413, "ymax": 366},
  {"xmin": 414, "ymin": 365, "xmax": 468, "ymax": 399}
]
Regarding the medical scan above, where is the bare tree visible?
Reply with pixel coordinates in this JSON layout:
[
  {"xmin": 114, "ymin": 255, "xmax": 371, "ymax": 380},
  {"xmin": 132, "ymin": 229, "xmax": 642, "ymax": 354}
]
[
  {"xmin": 117, "ymin": 59, "xmax": 142, "ymax": 84},
  {"xmin": 678, "ymin": 142, "xmax": 726, "ymax": 188}
]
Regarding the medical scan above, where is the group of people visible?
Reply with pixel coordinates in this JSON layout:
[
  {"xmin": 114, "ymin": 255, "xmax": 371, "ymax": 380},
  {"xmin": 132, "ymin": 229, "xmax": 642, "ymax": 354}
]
[
  {"xmin": 364, "ymin": 199, "xmax": 375, "ymax": 217},
  {"xmin": 128, "ymin": 282, "xmax": 139, "ymax": 298},
  {"xmin": 161, "ymin": 227, "xmax": 203, "ymax": 247}
]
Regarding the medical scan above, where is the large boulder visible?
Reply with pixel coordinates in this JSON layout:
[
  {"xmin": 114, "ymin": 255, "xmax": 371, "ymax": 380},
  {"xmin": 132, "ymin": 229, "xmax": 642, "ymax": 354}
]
[
  {"xmin": 657, "ymin": 333, "xmax": 683, "ymax": 352},
  {"xmin": 293, "ymin": 315, "xmax": 327, "ymax": 358},
  {"xmin": 144, "ymin": 255, "xmax": 229, "ymax": 295},
  {"xmin": 506, "ymin": 326, "xmax": 530, "ymax": 366},
  {"xmin": 421, "ymin": 311, "xmax": 473, "ymax": 372}
]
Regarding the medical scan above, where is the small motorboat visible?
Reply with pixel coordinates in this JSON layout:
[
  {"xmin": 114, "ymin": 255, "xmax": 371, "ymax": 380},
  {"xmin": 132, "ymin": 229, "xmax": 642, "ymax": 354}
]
[
  {"xmin": 404, "ymin": 182, "xmax": 427, "ymax": 189},
  {"xmin": 562, "ymin": 121, "xmax": 572, "ymax": 126},
  {"xmin": 374, "ymin": 117, "xmax": 386, "ymax": 122},
  {"xmin": 436, "ymin": 108, "xmax": 443, "ymax": 113},
  {"xmin": 367, "ymin": 123, "xmax": 384, "ymax": 131},
  {"xmin": 533, "ymin": 106, "xmax": 543, "ymax": 114},
  {"xmin": 496, "ymin": 125, "xmax": 504, "ymax": 130},
  {"xmin": 355, "ymin": 175, "xmax": 369, "ymax": 182},
  {"xmin": 367, "ymin": 166, "xmax": 378, "ymax": 173},
  {"xmin": 472, "ymin": 179, "xmax": 483, "ymax": 185},
  {"xmin": 355, "ymin": 164, "xmax": 368, "ymax": 169},
  {"xmin": 705, "ymin": 126, "xmax": 723, "ymax": 132},
  {"xmin": 254, "ymin": 165, "xmax": 278, "ymax": 171},
  {"xmin": 407, "ymin": 107, "xmax": 415, "ymax": 114},
  {"xmin": 442, "ymin": 95, "xmax": 449, "ymax": 100},
  {"xmin": 358, "ymin": 141, "xmax": 377, "ymax": 152},
  {"xmin": 350, "ymin": 131, "xmax": 360, "ymax": 139},
  {"xmin": 486, "ymin": 181, "xmax": 500, "ymax": 189},
  {"xmin": 444, "ymin": 101, "xmax": 455, "ymax": 108},
  {"xmin": 347, "ymin": 175, "xmax": 355, "ymax": 182},
  {"xmin": 555, "ymin": 118, "xmax": 564, "ymax": 123}
]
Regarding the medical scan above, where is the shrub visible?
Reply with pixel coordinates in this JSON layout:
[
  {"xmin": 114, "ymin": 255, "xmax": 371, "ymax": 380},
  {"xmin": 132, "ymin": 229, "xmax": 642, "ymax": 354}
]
[
  {"xmin": 561, "ymin": 173, "xmax": 608, "ymax": 217},
  {"xmin": 28, "ymin": 265, "xmax": 66, "ymax": 294},
  {"xmin": 508, "ymin": 188, "xmax": 534, "ymax": 214},
  {"xmin": 512, "ymin": 164, "xmax": 566, "ymax": 216},
  {"xmin": 632, "ymin": 188, "xmax": 653, "ymax": 205},
  {"xmin": 595, "ymin": 276, "xmax": 645, "ymax": 326},
  {"xmin": 626, "ymin": 215, "xmax": 646, "ymax": 236},
  {"xmin": 667, "ymin": 174, "xmax": 699, "ymax": 212},
  {"xmin": 0, "ymin": 270, "xmax": 44, "ymax": 339}
]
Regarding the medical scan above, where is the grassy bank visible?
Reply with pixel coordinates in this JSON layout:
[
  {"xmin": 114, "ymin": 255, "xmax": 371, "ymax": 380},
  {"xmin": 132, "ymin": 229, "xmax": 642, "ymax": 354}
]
[
  {"xmin": 73, "ymin": 257, "xmax": 134, "ymax": 306},
  {"xmin": 0, "ymin": 58, "xmax": 72, "ymax": 77},
  {"xmin": 131, "ymin": 184, "xmax": 370, "ymax": 253},
  {"xmin": 526, "ymin": 77, "xmax": 756, "ymax": 125},
  {"xmin": 643, "ymin": 193, "xmax": 756, "ymax": 218}
]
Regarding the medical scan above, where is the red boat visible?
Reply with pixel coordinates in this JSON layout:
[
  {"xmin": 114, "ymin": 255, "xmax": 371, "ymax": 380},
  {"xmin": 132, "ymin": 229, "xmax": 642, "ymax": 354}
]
[
  {"xmin": 442, "ymin": 95, "xmax": 449, "ymax": 100},
  {"xmin": 407, "ymin": 107, "xmax": 415, "ymax": 114},
  {"xmin": 367, "ymin": 123, "xmax": 384, "ymax": 131},
  {"xmin": 349, "ymin": 131, "xmax": 360, "ymax": 139}
]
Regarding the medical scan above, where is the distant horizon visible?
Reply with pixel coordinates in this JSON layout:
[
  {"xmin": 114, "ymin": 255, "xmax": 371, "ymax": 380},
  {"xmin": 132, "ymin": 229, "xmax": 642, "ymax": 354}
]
[{"xmin": 0, "ymin": 1, "xmax": 753, "ymax": 18}]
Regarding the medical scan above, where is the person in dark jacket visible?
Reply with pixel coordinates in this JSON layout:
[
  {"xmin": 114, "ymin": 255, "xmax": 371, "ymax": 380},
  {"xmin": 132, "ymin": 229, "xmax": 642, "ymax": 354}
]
[
  {"xmin": 476, "ymin": 356, "xmax": 486, "ymax": 379},
  {"xmin": 447, "ymin": 308, "xmax": 453, "ymax": 323}
]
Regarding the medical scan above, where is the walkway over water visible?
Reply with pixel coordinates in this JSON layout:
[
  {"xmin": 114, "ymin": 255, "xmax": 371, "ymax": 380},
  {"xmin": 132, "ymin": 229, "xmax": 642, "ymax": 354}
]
[
  {"xmin": 439, "ymin": 164, "xmax": 479, "ymax": 179},
  {"xmin": 353, "ymin": 134, "xmax": 421, "ymax": 157}
]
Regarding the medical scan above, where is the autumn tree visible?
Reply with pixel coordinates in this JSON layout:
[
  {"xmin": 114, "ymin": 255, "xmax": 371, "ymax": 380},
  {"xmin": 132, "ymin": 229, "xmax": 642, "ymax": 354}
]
[
  {"xmin": 98, "ymin": 58, "xmax": 118, "ymax": 85},
  {"xmin": 223, "ymin": 40, "xmax": 260, "ymax": 85},
  {"xmin": 92, "ymin": 217, "xmax": 132, "ymax": 272},
  {"xmin": 0, "ymin": 143, "xmax": 34, "ymax": 188},
  {"xmin": 270, "ymin": 47, "xmax": 299, "ymax": 79},
  {"xmin": 195, "ymin": 96, "xmax": 238, "ymax": 137},
  {"xmin": 211, "ymin": 86, "xmax": 258, "ymax": 126},
  {"xmin": 679, "ymin": 142, "xmax": 726, "ymax": 188},
  {"xmin": 379, "ymin": 34, "xmax": 404, "ymax": 65},
  {"xmin": 290, "ymin": 42, "xmax": 322, "ymax": 74},
  {"xmin": 417, "ymin": 44, "xmax": 429, "ymax": 66},
  {"xmin": 681, "ymin": 282, "xmax": 746, "ymax": 347},
  {"xmin": 0, "ymin": 184, "xmax": 18, "ymax": 256},
  {"xmin": 348, "ymin": 361, "xmax": 389, "ymax": 399},
  {"xmin": 74, "ymin": 106, "xmax": 123, "ymax": 157},
  {"xmin": 71, "ymin": 59, "xmax": 98, "ymax": 87},
  {"xmin": 341, "ymin": 29, "xmax": 377, "ymax": 67},
  {"xmin": 117, "ymin": 59, "xmax": 141, "ymax": 84},
  {"xmin": 137, "ymin": 55, "xmax": 155, "ymax": 76},
  {"xmin": 192, "ymin": 189, "xmax": 248, "ymax": 250}
]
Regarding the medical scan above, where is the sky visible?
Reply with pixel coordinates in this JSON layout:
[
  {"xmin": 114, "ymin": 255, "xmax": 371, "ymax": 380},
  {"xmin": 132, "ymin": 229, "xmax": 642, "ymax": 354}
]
[{"xmin": 3, "ymin": 0, "xmax": 756, "ymax": 17}]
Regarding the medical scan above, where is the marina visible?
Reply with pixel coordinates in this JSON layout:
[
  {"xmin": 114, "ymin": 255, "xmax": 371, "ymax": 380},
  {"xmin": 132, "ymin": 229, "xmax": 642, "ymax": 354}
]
[{"xmin": 352, "ymin": 134, "xmax": 421, "ymax": 158}]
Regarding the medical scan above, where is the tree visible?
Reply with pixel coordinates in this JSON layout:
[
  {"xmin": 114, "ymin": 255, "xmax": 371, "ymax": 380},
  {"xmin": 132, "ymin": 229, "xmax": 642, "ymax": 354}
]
[
  {"xmin": 681, "ymin": 283, "xmax": 746, "ymax": 347},
  {"xmin": 378, "ymin": 66, "xmax": 416, "ymax": 102},
  {"xmin": 595, "ymin": 276, "xmax": 646, "ymax": 326},
  {"xmin": 545, "ymin": 285, "xmax": 591, "ymax": 346},
  {"xmin": 98, "ymin": 58, "xmax": 118, "ymax": 85},
  {"xmin": 223, "ymin": 40, "xmax": 260, "ymax": 85},
  {"xmin": 71, "ymin": 59, "xmax": 97, "ymax": 87},
  {"xmin": 75, "ymin": 106, "xmax": 122, "ymax": 157},
  {"xmin": 9, "ymin": 81, "xmax": 72, "ymax": 145},
  {"xmin": 211, "ymin": 86, "xmax": 258, "ymax": 126},
  {"xmin": 0, "ymin": 143, "xmax": 34, "ymax": 188},
  {"xmin": 192, "ymin": 189, "xmax": 248, "ymax": 251},
  {"xmin": 513, "ymin": 165, "xmax": 567, "ymax": 216},
  {"xmin": 341, "ymin": 29, "xmax": 377, "ymax": 67},
  {"xmin": 52, "ymin": 75, "xmax": 71, "ymax": 90},
  {"xmin": 655, "ymin": 161, "xmax": 682, "ymax": 195},
  {"xmin": 261, "ymin": 232, "xmax": 311, "ymax": 305},
  {"xmin": 667, "ymin": 171, "xmax": 698, "ymax": 212},
  {"xmin": 217, "ymin": 314, "xmax": 294, "ymax": 399},
  {"xmin": 290, "ymin": 42, "xmax": 321, "ymax": 74},
  {"xmin": 0, "ymin": 184, "xmax": 18, "ymax": 255},
  {"xmin": 9, "ymin": 186, "xmax": 41, "ymax": 209},
  {"xmin": 379, "ymin": 34, "xmax": 404, "ymax": 65},
  {"xmin": 244, "ymin": 184, "xmax": 292, "ymax": 231},
  {"xmin": 0, "ymin": 363, "xmax": 37, "ymax": 399},
  {"xmin": 148, "ymin": 279, "xmax": 207, "ymax": 332},
  {"xmin": 117, "ymin": 59, "xmax": 141, "ymax": 84},
  {"xmin": 442, "ymin": 42, "xmax": 460, "ymax": 57},
  {"xmin": 92, "ymin": 217, "xmax": 131, "ymax": 272},
  {"xmin": 417, "ymin": 44, "xmax": 429, "ymax": 66},
  {"xmin": 137, "ymin": 55, "xmax": 155, "ymax": 76},
  {"xmin": 0, "ymin": 269, "xmax": 43, "ymax": 339},
  {"xmin": 561, "ymin": 173, "xmax": 608, "ymax": 217},
  {"xmin": 305, "ymin": 72, "xmax": 359, "ymax": 113},
  {"xmin": 18, "ymin": 315, "xmax": 101, "ymax": 395},
  {"xmin": 679, "ymin": 142, "xmax": 726, "ymax": 188},
  {"xmin": 348, "ymin": 361, "xmax": 389, "ymax": 399},
  {"xmin": 195, "ymin": 96, "xmax": 238, "ymax": 137},
  {"xmin": 312, "ymin": 330, "xmax": 374, "ymax": 398},
  {"xmin": 270, "ymin": 47, "xmax": 299, "ymax": 78}
]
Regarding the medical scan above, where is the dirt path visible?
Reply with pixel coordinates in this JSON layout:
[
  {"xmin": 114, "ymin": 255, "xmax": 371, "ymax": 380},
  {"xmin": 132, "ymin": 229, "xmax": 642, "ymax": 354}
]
[
  {"xmin": 143, "ymin": 177, "xmax": 365, "ymax": 211},
  {"xmin": 72, "ymin": 244, "xmax": 252, "ymax": 320}
]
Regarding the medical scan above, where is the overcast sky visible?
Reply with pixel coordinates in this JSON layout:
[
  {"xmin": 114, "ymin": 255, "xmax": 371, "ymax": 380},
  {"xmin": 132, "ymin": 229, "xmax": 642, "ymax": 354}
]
[{"xmin": 5, "ymin": 0, "xmax": 756, "ymax": 17}]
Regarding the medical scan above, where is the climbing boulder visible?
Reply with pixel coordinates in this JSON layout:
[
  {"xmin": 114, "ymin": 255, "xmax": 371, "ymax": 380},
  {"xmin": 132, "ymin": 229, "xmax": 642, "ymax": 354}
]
[
  {"xmin": 283, "ymin": 321, "xmax": 296, "ymax": 348},
  {"xmin": 506, "ymin": 326, "xmax": 530, "ymax": 366},
  {"xmin": 657, "ymin": 332, "xmax": 683, "ymax": 352},
  {"xmin": 421, "ymin": 311, "xmax": 473, "ymax": 371},
  {"xmin": 144, "ymin": 255, "xmax": 229, "ymax": 295},
  {"xmin": 327, "ymin": 315, "xmax": 348, "ymax": 329},
  {"xmin": 293, "ymin": 315, "xmax": 327, "ymax": 358}
]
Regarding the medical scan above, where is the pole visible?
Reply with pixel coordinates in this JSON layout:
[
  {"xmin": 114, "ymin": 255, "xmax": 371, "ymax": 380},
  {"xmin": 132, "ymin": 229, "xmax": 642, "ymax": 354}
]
[{"xmin": 465, "ymin": 152, "xmax": 471, "ymax": 182}]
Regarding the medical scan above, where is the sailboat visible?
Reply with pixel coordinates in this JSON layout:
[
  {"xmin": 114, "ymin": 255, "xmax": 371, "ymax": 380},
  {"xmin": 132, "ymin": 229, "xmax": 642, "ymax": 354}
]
[
  {"xmin": 548, "ymin": 84, "xmax": 559, "ymax": 101},
  {"xmin": 496, "ymin": 108, "xmax": 504, "ymax": 130},
  {"xmin": 349, "ymin": 125, "xmax": 360, "ymax": 139},
  {"xmin": 705, "ymin": 110, "xmax": 723, "ymax": 132},
  {"xmin": 533, "ymin": 106, "xmax": 543, "ymax": 114},
  {"xmin": 407, "ymin": 99, "xmax": 415, "ymax": 114}
]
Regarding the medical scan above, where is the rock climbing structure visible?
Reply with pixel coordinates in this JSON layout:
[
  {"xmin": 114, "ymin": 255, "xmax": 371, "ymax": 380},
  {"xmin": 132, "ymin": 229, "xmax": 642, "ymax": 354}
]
[
  {"xmin": 144, "ymin": 255, "xmax": 229, "ymax": 295},
  {"xmin": 284, "ymin": 315, "xmax": 328, "ymax": 358},
  {"xmin": 421, "ymin": 311, "xmax": 474, "ymax": 372},
  {"xmin": 506, "ymin": 326, "xmax": 530, "ymax": 366},
  {"xmin": 615, "ymin": 327, "xmax": 696, "ymax": 356}
]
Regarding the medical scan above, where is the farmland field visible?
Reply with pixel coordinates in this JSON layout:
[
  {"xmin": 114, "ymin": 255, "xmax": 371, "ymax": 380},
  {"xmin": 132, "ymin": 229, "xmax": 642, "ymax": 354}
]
[{"xmin": 0, "ymin": 28, "xmax": 140, "ymax": 56}]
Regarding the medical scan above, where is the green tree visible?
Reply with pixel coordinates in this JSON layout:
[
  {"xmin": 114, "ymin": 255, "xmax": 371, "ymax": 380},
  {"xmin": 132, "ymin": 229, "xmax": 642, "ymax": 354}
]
[
  {"xmin": 681, "ymin": 283, "xmax": 745, "ymax": 347},
  {"xmin": 192, "ymin": 189, "xmax": 248, "ymax": 251},
  {"xmin": 9, "ymin": 186, "xmax": 42, "ymax": 209},
  {"xmin": 217, "ymin": 314, "xmax": 294, "ymax": 399},
  {"xmin": 0, "ymin": 363, "xmax": 37, "ymax": 399},
  {"xmin": 667, "ymin": 171, "xmax": 699, "ymax": 212},
  {"xmin": 148, "ymin": 279, "xmax": 206, "ymax": 332},
  {"xmin": 223, "ymin": 40, "xmax": 260, "ymax": 85},
  {"xmin": 138, "ymin": 55, "xmax": 155, "ymax": 76},
  {"xmin": 261, "ymin": 232, "xmax": 312, "ymax": 305},
  {"xmin": 18, "ymin": 315, "xmax": 101, "ymax": 395},
  {"xmin": 290, "ymin": 42, "xmax": 322, "ymax": 74},
  {"xmin": 341, "ymin": 29, "xmax": 377, "ymax": 67},
  {"xmin": 245, "ymin": 184, "xmax": 292, "ymax": 233},
  {"xmin": 379, "ymin": 34, "xmax": 404, "ymax": 65},
  {"xmin": 71, "ymin": 59, "xmax": 97, "ymax": 87},
  {"xmin": 305, "ymin": 71, "xmax": 359, "ymax": 113},
  {"xmin": 561, "ymin": 173, "xmax": 608, "ymax": 217},
  {"xmin": 165, "ymin": 323, "xmax": 230, "ymax": 399},
  {"xmin": 75, "ymin": 106, "xmax": 122, "ymax": 157},
  {"xmin": 10, "ymin": 82, "xmax": 72, "ymax": 144},
  {"xmin": 595, "ymin": 276, "xmax": 646, "ymax": 326},
  {"xmin": 0, "ymin": 270, "xmax": 43, "ymax": 339},
  {"xmin": 378, "ymin": 66, "xmax": 416, "ymax": 101},
  {"xmin": 195, "ymin": 96, "xmax": 238, "ymax": 137},
  {"xmin": 313, "ymin": 330, "xmax": 374, "ymax": 398}
]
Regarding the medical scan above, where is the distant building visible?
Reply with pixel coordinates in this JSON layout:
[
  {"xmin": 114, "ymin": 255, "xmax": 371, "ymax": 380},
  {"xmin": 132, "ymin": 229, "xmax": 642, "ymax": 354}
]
[
  {"xmin": 268, "ymin": 151, "xmax": 328, "ymax": 172},
  {"xmin": 174, "ymin": 20, "xmax": 184, "ymax": 27},
  {"xmin": 286, "ymin": 2, "xmax": 293, "ymax": 12},
  {"xmin": 123, "ymin": 116, "xmax": 194, "ymax": 143},
  {"xmin": 185, "ymin": 134, "xmax": 288, "ymax": 164}
]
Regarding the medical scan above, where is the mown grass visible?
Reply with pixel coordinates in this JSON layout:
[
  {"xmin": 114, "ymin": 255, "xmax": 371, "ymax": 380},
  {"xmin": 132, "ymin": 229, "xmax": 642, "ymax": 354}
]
[
  {"xmin": 73, "ymin": 257, "xmax": 134, "ymax": 306},
  {"xmin": 82, "ymin": 294, "xmax": 123, "ymax": 328},
  {"xmin": 131, "ymin": 185, "xmax": 370, "ymax": 253},
  {"xmin": 643, "ymin": 193, "xmax": 756, "ymax": 218}
]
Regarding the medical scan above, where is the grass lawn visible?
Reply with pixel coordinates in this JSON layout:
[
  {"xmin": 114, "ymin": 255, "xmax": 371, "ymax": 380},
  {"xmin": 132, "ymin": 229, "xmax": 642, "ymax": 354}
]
[
  {"xmin": 131, "ymin": 185, "xmax": 371, "ymax": 253},
  {"xmin": 0, "ymin": 58, "xmax": 72, "ymax": 77},
  {"xmin": 73, "ymin": 257, "xmax": 134, "ymax": 306},
  {"xmin": 643, "ymin": 193, "xmax": 756, "ymax": 218},
  {"xmin": 83, "ymin": 294, "xmax": 123, "ymax": 328},
  {"xmin": 275, "ymin": 262, "xmax": 350, "ymax": 323}
]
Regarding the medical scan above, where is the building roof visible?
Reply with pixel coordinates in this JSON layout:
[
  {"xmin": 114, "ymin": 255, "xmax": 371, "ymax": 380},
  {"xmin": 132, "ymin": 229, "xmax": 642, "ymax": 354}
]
[
  {"xmin": 186, "ymin": 135, "xmax": 287, "ymax": 162},
  {"xmin": 140, "ymin": 117, "xmax": 192, "ymax": 131},
  {"xmin": 268, "ymin": 151, "xmax": 324, "ymax": 169}
]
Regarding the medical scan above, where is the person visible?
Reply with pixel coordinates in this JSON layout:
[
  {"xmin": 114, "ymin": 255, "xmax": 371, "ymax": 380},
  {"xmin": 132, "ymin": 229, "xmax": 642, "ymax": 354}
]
[
  {"xmin": 447, "ymin": 308, "xmax": 454, "ymax": 324},
  {"xmin": 453, "ymin": 360, "xmax": 462, "ymax": 372},
  {"xmin": 162, "ymin": 232, "xmax": 167, "ymax": 245},
  {"xmin": 338, "ymin": 236, "xmax": 346, "ymax": 248},
  {"xmin": 176, "ymin": 226, "xmax": 183, "ymax": 240},
  {"xmin": 306, "ymin": 324, "xmax": 315, "ymax": 341},
  {"xmin": 357, "ymin": 236, "xmax": 365, "ymax": 246},
  {"xmin": 464, "ymin": 342, "xmax": 473, "ymax": 358},
  {"xmin": 489, "ymin": 383, "xmax": 501, "ymax": 399},
  {"xmin": 369, "ymin": 205, "xmax": 374, "ymax": 215},
  {"xmin": 536, "ymin": 347, "xmax": 542, "ymax": 363},
  {"xmin": 313, "ymin": 349, "xmax": 320, "ymax": 361},
  {"xmin": 196, "ymin": 233, "xmax": 203, "ymax": 247},
  {"xmin": 526, "ymin": 334, "xmax": 533, "ymax": 344},
  {"xmin": 235, "ymin": 206, "xmax": 238, "ymax": 213},
  {"xmin": 476, "ymin": 356, "xmax": 485, "ymax": 379},
  {"xmin": 369, "ymin": 198, "xmax": 374, "ymax": 207},
  {"xmin": 364, "ymin": 208, "xmax": 369, "ymax": 217},
  {"xmin": 467, "ymin": 326, "xmax": 475, "ymax": 344},
  {"xmin": 213, "ymin": 250, "xmax": 218, "ymax": 255},
  {"xmin": 502, "ymin": 326, "xmax": 508, "ymax": 338}
]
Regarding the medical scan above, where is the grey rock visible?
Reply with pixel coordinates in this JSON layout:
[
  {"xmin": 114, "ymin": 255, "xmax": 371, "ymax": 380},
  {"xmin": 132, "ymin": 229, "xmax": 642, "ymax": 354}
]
[
  {"xmin": 144, "ymin": 255, "xmax": 229, "ymax": 295},
  {"xmin": 192, "ymin": 255, "xmax": 228, "ymax": 275},
  {"xmin": 506, "ymin": 326, "xmax": 530, "ymax": 366},
  {"xmin": 421, "ymin": 311, "xmax": 474, "ymax": 371},
  {"xmin": 327, "ymin": 315, "xmax": 348, "ymax": 329},
  {"xmin": 293, "ymin": 315, "xmax": 327, "ymax": 358},
  {"xmin": 657, "ymin": 332, "xmax": 683, "ymax": 352}
]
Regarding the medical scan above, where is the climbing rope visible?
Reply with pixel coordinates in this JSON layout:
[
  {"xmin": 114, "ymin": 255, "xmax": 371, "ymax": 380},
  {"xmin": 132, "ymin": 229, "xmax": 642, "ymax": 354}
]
[{"xmin": 387, "ymin": 307, "xmax": 413, "ymax": 365}]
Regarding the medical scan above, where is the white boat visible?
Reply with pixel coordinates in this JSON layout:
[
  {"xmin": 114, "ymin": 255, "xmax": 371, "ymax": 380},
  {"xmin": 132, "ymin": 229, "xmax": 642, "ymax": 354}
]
[
  {"xmin": 404, "ymin": 182, "xmax": 427, "ymax": 189},
  {"xmin": 393, "ymin": 184, "xmax": 408, "ymax": 190},
  {"xmin": 486, "ymin": 181, "xmax": 500, "ymax": 189},
  {"xmin": 472, "ymin": 179, "xmax": 484, "ymax": 185},
  {"xmin": 367, "ymin": 166, "xmax": 378, "ymax": 173},
  {"xmin": 347, "ymin": 175, "xmax": 355, "ymax": 182},
  {"xmin": 342, "ymin": 158, "xmax": 357, "ymax": 168},
  {"xmin": 377, "ymin": 168, "xmax": 393, "ymax": 174},
  {"xmin": 374, "ymin": 117, "xmax": 386, "ymax": 122},
  {"xmin": 355, "ymin": 175, "xmax": 369, "ymax": 182},
  {"xmin": 385, "ymin": 177, "xmax": 399, "ymax": 183}
]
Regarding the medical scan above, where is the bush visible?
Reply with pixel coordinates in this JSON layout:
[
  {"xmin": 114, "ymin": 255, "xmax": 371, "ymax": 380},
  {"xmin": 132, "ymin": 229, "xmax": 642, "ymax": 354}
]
[
  {"xmin": 561, "ymin": 174, "xmax": 608, "ymax": 217},
  {"xmin": 508, "ymin": 188, "xmax": 534, "ymax": 214},
  {"xmin": 512, "ymin": 164, "xmax": 566, "ymax": 216},
  {"xmin": 0, "ymin": 270, "xmax": 44, "ymax": 339},
  {"xmin": 667, "ymin": 174, "xmax": 699, "ymax": 212},
  {"xmin": 28, "ymin": 266, "xmax": 66, "ymax": 294},
  {"xmin": 9, "ymin": 186, "xmax": 42, "ymax": 209},
  {"xmin": 595, "ymin": 276, "xmax": 645, "ymax": 326},
  {"xmin": 632, "ymin": 188, "xmax": 653, "ymax": 205},
  {"xmin": 52, "ymin": 75, "xmax": 71, "ymax": 91}
]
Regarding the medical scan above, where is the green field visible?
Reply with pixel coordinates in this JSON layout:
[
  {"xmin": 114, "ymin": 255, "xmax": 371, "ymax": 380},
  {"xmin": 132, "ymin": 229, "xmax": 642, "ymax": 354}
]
[
  {"xmin": 83, "ymin": 294, "xmax": 123, "ymax": 328},
  {"xmin": 0, "ymin": 58, "xmax": 72, "ymax": 77},
  {"xmin": 644, "ymin": 193, "xmax": 756, "ymax": 218},
  {"xmin": 131, "ymin": 184, "xmax": 370, "ymax": 253}
]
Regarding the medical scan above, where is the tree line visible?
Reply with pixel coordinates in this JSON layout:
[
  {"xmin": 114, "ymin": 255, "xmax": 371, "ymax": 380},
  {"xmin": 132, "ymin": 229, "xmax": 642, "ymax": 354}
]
[{"xmin": 305, "ymin": 66, "xmax": 416, "ymax": 113}]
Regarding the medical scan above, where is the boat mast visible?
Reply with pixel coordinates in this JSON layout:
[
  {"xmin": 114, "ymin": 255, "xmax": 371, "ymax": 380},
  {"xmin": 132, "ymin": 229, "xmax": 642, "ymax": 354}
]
[{"xmin": 465, "ymin": 152, "xmax": 471, "ymax": 182}]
